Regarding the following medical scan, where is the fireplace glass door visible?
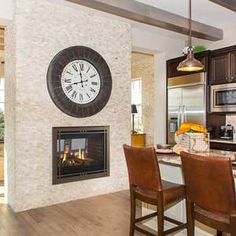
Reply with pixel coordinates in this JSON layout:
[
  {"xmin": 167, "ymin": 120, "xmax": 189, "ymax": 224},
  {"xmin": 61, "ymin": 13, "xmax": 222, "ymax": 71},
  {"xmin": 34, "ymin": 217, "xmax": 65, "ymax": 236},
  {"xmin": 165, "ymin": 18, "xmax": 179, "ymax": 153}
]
[{"xmin": 52, "ymin": 126, "xmax": 109, "ymax": 184}]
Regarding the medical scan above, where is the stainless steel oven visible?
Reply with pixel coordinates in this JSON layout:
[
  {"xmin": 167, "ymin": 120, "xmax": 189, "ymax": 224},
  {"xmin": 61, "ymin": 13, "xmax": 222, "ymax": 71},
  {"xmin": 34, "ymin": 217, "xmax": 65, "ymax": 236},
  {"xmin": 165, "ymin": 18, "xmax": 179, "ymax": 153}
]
[{"xmin": 211, "ymin": 83, "xmax": 236, "ymax": 112}]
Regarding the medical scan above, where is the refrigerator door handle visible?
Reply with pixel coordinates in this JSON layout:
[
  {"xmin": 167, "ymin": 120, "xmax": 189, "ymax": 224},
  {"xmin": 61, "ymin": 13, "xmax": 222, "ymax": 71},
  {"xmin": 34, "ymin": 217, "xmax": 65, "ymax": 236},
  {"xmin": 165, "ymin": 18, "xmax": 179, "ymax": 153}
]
[
  {"xmin": 183, "ymin": 105, "xmax": 187, "ymax": 123},
  {"xmin": 177, "ymin": 106, "xmax": 181, "ymax": 129}
]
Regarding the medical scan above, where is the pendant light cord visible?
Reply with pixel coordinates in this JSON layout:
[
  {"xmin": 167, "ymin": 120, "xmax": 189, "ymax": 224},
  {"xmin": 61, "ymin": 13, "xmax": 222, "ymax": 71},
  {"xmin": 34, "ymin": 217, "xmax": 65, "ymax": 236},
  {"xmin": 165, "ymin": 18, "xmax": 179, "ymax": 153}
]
[
  {"xmin": 189, "ymin": 0, "xmax": 192, "ymax": 47},
  {"xmin": 177, "ymin": 0, "xmax": 204, "ymax": 71}
]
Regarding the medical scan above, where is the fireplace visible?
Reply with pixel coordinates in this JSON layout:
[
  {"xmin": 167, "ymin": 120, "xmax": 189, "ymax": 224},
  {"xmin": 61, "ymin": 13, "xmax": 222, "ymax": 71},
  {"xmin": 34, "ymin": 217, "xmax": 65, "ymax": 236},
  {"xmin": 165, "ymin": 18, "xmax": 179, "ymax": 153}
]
[{"xmin": 52, "ymin": 126, "xmax": 109, "ymax": 184}]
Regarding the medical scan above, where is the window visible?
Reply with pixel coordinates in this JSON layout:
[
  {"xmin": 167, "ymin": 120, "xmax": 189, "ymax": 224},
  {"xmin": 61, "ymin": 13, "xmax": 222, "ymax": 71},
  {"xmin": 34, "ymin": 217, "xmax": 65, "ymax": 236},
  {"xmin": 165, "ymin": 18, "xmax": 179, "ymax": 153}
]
[{"xmin": 131, "ymin": 78, "xmax": 143, "ymax": 132}]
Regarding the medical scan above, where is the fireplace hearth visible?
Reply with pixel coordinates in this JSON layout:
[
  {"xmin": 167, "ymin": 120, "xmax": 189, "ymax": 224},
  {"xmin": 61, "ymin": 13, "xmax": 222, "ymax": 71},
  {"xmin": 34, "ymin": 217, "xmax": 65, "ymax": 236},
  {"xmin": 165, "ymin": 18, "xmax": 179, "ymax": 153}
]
[{"xmin": 52, "ymin": 126, "xmax": 109, "ymax": 184}]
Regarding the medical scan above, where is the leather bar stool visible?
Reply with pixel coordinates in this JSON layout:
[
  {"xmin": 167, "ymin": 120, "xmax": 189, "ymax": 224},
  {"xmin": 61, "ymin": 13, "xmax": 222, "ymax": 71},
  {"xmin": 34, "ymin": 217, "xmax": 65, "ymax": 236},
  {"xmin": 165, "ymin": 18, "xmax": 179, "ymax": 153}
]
[
  {"xmin": 180, "ymin": 152, "xmax": 236, "ymax": 236},
  {"xmin": 123, "ymin": 144, "xmax": 187, "ymax": 236}
]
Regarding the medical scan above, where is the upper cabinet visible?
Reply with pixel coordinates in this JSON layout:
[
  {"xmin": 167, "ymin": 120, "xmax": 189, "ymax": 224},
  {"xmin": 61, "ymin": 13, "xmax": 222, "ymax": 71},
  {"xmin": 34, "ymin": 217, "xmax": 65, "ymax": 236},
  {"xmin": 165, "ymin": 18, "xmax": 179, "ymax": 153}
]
[
  {"xmin": 230, "ymin": 50, "xmax": 236, "ymax": 81},
  {"xmin": 167, "ymin": 51, "xmax": 209, "ymax": 78},
  {"xmin": 210, "ymin": 46, "xmax": 236, "ymax": 85},
  {"xmin": 167, "ymin": 46, "xmax": 236, "ymax": 85}
]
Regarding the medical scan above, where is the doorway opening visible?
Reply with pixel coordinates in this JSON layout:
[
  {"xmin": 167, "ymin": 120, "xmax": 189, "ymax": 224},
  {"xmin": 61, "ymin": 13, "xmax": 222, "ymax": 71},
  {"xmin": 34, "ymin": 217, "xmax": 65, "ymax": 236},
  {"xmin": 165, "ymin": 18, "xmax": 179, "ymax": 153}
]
[{"xmin": 131, "ymin": 51, "xmax": 155, "ymax": 147}]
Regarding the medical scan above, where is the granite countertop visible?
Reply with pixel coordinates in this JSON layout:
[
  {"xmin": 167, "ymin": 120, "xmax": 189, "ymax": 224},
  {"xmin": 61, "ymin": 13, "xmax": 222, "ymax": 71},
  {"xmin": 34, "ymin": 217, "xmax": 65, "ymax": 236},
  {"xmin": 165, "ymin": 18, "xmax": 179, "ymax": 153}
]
[{"xmin": 157, "ymin": 150, "xmax": 236, "ymax": 176}]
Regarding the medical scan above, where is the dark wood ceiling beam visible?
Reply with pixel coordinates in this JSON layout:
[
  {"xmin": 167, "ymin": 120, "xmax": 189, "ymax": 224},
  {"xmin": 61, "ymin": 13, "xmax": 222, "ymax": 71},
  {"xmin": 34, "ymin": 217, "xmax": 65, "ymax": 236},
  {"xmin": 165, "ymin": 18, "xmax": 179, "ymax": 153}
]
[
  {"xmin": 66, "ymin": 0, "xmax": 223, "ymax": 41},
  {"xmin": 209, "ymin": 0, "xmax": 236, "ymax": 11}
]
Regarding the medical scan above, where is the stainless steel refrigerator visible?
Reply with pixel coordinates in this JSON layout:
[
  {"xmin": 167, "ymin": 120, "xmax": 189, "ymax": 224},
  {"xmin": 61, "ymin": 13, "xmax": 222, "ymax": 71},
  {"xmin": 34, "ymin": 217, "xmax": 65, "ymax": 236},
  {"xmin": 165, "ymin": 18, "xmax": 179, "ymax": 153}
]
[{"xmin": 167, "ymin": 72, "xmax": 206, "ymax": 145}]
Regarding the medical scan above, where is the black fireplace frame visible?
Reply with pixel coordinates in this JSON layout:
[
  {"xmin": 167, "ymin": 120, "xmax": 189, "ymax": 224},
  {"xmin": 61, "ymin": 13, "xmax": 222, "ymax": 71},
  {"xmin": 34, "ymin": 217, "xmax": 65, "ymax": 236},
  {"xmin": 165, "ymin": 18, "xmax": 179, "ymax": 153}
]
[{"xmin": 52, "ymin": 126, "xmax": 110, "ymax": 184}]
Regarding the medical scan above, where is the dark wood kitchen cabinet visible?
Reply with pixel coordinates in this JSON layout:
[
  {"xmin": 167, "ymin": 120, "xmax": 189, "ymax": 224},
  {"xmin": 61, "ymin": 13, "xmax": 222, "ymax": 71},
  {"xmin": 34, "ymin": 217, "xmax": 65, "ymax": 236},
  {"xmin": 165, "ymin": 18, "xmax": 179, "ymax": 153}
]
[
  {"xmin": 230, "ymin": 50, "xmax": 236, "ymax": 81},
  {"xmin": 210, "ymin": 45, "xmax": 236, "ymax": 85}
]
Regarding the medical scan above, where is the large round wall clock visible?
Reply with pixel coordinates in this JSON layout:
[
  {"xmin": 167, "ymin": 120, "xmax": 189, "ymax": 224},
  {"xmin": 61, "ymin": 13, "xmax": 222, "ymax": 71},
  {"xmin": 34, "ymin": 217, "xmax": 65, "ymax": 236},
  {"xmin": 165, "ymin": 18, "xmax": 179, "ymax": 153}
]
[{"xmin": 47, "ymin": 46, "xmax": 112, "ymax": 118}]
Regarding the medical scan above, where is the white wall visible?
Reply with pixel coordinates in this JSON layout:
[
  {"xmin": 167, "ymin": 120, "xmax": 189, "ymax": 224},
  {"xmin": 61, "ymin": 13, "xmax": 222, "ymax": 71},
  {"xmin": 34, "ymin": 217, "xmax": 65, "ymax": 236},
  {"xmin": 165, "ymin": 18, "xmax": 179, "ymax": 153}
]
[
  {"xmin": 0, "ymin": 0, "xmax": 14, "ymax": 24},
  {"xmin": 132, "ymin": 27, "xmax": 184, "ymax": 144}
]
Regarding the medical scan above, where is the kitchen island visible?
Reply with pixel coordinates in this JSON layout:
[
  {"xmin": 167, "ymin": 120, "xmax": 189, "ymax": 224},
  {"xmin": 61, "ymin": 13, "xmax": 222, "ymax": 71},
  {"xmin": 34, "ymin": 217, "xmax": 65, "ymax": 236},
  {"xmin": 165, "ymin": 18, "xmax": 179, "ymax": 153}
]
[{"xmin": 142, "ymin": 150, "xmax": 235, "ymax": 236}]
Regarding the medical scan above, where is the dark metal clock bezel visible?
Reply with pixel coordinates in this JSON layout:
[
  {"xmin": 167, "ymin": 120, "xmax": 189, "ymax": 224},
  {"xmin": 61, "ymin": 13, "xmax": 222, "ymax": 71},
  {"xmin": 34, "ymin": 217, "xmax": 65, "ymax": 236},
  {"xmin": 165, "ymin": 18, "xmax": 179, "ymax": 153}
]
[{"xmin": 47, "ymin": 46, "xmax": 112, "ymax": 118}]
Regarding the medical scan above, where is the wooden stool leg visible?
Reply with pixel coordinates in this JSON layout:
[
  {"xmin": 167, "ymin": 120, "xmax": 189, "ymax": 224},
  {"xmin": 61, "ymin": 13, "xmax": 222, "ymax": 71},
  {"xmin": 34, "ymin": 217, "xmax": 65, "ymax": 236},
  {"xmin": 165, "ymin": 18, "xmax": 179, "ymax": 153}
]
[
  {"xmin": 157, "ymin": 193, "xmax": 164, "ymax": 236},
  {"xmin": 186, "ymin": 201, "xmax": 195, "ymax": 236},
  {"xmin": 157, "ymin": 210, "xmax": 164, "ymax": 236},
  {"xmin": 216, "ymin": 230, "xmax": 222, "ymax": 236},
  {"xmin": 129, "ymin": 189, "xmax": 136, "ymax": 236},
  {"xmin": 230, "ymin": 215, "xmax": 236, "ymax": 236}
]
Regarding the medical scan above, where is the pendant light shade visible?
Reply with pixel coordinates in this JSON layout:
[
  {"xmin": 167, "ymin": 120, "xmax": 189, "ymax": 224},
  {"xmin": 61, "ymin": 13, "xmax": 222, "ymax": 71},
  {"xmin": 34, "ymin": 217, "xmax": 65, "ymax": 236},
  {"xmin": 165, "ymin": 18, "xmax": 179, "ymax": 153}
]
[
  {"xmin": 177, "ymin": 47, "xmax": 203, "ymax": 72},
  {"xmin": 177, "ymin": 0, "xmax": 204, "ymax": 72}
]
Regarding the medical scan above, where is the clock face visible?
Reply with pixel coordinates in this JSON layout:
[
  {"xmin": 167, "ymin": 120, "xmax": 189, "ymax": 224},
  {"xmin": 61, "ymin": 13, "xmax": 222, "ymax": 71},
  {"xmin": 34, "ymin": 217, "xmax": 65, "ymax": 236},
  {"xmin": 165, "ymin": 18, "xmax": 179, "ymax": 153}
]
[
  {"xmin": 61, "ymin": 60, "xmax": 101, "ymax": 105},
  {"xmin": 47, "ymin": 46, "xmax": 112, "ymax": 118}
]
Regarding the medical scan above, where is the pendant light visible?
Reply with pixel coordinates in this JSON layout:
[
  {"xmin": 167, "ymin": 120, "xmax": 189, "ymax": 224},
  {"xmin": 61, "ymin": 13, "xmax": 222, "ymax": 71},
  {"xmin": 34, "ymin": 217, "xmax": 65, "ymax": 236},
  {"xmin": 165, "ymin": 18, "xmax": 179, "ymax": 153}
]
[{"xmin": 177, "ymin": 0, "xmax": 204, "ymax": 72}]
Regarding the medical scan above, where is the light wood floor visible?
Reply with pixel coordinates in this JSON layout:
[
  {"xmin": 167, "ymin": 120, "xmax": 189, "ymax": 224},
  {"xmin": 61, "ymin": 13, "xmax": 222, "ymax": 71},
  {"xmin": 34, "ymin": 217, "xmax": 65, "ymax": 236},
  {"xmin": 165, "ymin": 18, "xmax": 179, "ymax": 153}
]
[
  {"xmin": 0, "ymin": 190, "xmax": 222, "ymax": 236},
  {"xmin": 0, "ymin": 190, "xmax": 136, "ymax": 236}
]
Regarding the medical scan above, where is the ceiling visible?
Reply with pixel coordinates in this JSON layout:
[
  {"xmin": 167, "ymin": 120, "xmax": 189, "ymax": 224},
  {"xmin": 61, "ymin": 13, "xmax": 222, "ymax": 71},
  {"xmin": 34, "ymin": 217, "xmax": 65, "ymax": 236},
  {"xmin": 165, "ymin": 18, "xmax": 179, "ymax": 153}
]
[{"xmin": 136, "ymin": 0, "xmax": 236, "ymax": 29}]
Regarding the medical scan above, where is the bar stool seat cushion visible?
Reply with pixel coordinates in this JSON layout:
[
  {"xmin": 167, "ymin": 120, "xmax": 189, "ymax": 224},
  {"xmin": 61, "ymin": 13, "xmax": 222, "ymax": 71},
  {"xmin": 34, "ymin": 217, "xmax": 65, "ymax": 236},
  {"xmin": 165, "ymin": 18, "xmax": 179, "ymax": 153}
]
[{"xmin": 134, "ymin": 181, "xmax": 185, "ymax": 206}]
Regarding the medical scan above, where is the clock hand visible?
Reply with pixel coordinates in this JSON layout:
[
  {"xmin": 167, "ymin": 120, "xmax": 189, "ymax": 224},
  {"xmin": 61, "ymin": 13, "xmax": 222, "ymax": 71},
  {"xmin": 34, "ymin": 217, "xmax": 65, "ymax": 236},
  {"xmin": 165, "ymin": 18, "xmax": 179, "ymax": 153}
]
[
  {"xmin": 70, "ymin": 78, "xmax": 88, "ymax": 87},
  {"xmin": 79, "ymin": 78, "xmax": 84, "ymax": 88},
  {"xmin": 71, "ymin": 81, "xmax": 80, "ymax": 85}
]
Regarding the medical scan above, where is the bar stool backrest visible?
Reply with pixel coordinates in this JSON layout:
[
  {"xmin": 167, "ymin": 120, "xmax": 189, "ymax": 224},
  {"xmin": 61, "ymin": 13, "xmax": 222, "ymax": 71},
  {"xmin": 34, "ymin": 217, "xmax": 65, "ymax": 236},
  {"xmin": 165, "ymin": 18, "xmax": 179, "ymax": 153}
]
[
  {"xmin": 181, "ymin": 152, "xmax": 236, "ymax": 215},
  {"xmin": 123, "ymin": 144, "xmax": 163, "ymax": 191}
]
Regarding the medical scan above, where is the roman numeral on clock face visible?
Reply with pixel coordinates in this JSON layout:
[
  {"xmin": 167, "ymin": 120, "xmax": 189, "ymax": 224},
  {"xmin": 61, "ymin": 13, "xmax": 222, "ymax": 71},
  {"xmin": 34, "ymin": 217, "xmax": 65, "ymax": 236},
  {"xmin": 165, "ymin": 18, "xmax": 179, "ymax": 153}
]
[
  {"xmin": 90, "ymin": 88, "xmax": 96, "ymax": 93},
  {"xmin": 72, "ymin": 64, "xmax": 78, "ymax": 72},
  {"xmin": 79, "ymin": 93, "xmax": 83, "ymax": 101},
  {"xmin": 79, "ymin": 63, "xmax": 84, "ymax": 71},
  {"xmin": 91, "ymin": 82, "xmax": 98, "ymax": 86},
  {"xmin": 64, "ymin": 79, "xmax": 71, "ymax": 83},
  {"xmin": 72, "ymin": 91, "xmax": 77, "ymax": 99},
  {"xmin": 86, "ymin": 66, "xmax": 91, "ymax": 73},
  {"xmin": 90, "ymin": 74, "xmax": 97, "ymax": 78},
  {"xmin": 66, "ymin": 85, "xmax": 73, "ymax": 93},
  {"xmin": 66, "ymin": 71, "xmax": 73, "ymax": 75}
]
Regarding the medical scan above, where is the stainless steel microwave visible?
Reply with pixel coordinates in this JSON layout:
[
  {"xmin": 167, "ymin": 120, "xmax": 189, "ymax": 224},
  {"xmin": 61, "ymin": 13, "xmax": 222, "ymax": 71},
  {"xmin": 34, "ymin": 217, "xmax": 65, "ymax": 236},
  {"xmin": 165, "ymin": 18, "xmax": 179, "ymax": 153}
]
[{"xmin": 211, "ymin": 83, "xmax": 236, "ymax": 112}]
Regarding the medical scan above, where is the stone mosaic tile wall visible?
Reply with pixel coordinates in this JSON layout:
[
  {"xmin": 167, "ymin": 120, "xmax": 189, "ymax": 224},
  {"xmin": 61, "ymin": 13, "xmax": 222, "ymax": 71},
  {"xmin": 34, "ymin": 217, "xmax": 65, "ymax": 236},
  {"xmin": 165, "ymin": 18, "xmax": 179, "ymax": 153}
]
[
  {"xmin": 131, "ymin": 52, "xmax": 154, "ymax": 146},
  {"xmin": 6, "ymin": 0, "xmax": 131, "ymax": 212},
  {"xmin": 5, "ymin": 21, "xmax": 16, "ymax": 210}
]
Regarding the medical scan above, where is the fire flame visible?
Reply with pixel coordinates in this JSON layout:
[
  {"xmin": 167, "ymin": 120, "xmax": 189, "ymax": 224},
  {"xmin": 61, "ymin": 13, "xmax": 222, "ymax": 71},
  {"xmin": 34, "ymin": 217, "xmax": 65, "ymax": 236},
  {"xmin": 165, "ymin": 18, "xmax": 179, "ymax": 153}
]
[
  {"xmin": 77, "ymin": 148, "xmax": 85, "ymax": 160},
  {"xmin": 61, "ymin": 146, "xmax": 86, "ymax": 165}
]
